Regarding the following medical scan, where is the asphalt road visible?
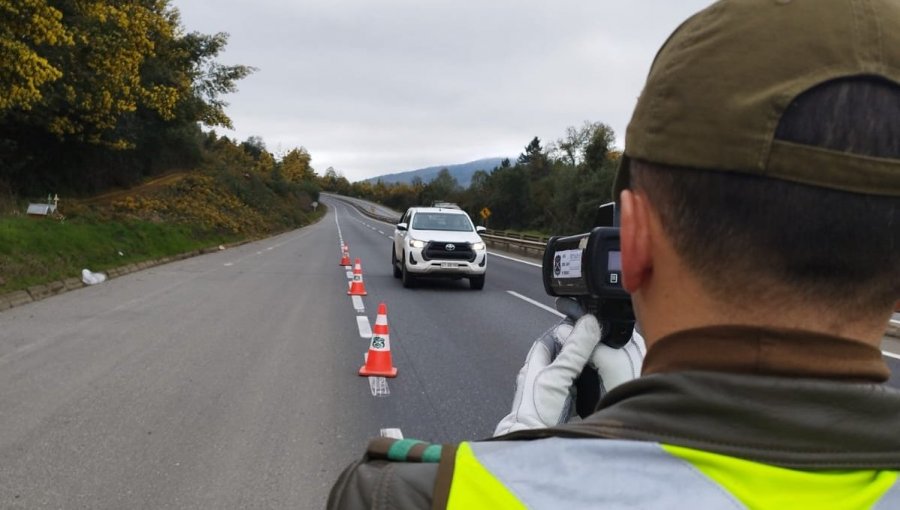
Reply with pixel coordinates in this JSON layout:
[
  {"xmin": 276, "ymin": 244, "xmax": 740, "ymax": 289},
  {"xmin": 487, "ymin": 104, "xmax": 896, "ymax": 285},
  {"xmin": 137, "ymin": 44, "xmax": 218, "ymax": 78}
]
[
  {"xmin": 0, "ymin": 199, "xmax": 563, "ymax": 508},
  {"xmin": 1, "ymin": 197, "xmax": 898, "ymax": 508}
]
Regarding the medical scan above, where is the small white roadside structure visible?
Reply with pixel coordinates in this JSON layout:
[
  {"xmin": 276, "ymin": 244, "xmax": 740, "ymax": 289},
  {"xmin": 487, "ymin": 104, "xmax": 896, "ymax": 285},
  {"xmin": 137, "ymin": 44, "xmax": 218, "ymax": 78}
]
[{"xmin": 27, "ymin": 194, "xmax": 59, "ymax": 217}]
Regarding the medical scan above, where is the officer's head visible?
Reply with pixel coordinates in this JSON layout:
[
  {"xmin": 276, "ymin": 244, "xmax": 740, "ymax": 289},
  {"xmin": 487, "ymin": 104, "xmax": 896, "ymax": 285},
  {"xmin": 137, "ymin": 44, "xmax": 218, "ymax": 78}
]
[{"xmin": 615, "ymin": 0, "xmax": 900, "ymax": 345}]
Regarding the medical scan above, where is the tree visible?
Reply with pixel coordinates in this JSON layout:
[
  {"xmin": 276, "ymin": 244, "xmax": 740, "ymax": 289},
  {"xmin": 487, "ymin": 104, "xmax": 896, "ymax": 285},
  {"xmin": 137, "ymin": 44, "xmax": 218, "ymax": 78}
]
[
  {"xmin": 241, "ymin": 136, "xmax": 266, "ymax": 159},
  {"xmin": 550, "ymin": 121, "xmax": 616, "ymax": 172},
  {"xmin": 421, "ymin": 168, "xmax": 460, "ymax": 204},
  {"xmin": 517, "ymin": 137, "xmax": 544, "ymax": 166},
  {"xmin": 0, "ymin": 0, "xmax": 255, "ymax": 193},
  {"xmin": 0, "ymin": 0, "xmax": 72, "ymax": 114},
  {"xmin": 583, "ymin": 123, "xmax": 616, "ymax": 173},
  {"xmin": 280, "ymin": 148, "xmax": 315, "ymax": 182}
]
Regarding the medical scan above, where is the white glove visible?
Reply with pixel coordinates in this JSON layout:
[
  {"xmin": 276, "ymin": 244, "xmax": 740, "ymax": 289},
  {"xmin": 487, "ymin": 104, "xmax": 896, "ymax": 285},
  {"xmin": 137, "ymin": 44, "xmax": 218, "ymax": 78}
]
[
  {"xmin": 494, "ymin": 315, "xmax": 601, "ymax": 436},
  {"xmin": 588, "ymin": 330, "xmax": 646, "ymax": 396}
]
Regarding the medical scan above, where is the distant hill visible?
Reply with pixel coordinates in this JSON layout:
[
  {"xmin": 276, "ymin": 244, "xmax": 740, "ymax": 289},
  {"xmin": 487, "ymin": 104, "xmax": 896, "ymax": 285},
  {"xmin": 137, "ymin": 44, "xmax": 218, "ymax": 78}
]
[{"xmin": 365, "ymin": 157, "xmax": 509, "ymax": 188}]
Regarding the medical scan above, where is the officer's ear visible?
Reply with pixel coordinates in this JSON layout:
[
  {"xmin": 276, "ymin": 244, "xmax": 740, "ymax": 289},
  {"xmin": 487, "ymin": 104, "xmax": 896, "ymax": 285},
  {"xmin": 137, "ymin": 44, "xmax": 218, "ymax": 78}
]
[{"xmin": 619, "ymin": 189, "xmax": 653, "ymax": 294}]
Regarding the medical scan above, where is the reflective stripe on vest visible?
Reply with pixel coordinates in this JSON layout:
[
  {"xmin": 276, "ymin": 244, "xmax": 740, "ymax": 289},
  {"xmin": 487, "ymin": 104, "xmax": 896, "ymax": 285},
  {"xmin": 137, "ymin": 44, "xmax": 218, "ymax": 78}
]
[{"xmin": 445, "ymin": 438, "xmax": 900, "ymax": 510}]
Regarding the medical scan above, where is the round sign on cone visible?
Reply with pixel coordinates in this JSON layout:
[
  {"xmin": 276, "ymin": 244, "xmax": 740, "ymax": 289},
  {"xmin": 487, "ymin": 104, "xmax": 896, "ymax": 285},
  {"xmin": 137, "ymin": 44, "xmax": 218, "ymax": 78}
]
[
  {"xmin": 348, "ymin": 258, "xmax": 367, "ymax": 296},
  {"xmin": 360, "ymin": 303, "xmax": 397, "ymax": 377}
]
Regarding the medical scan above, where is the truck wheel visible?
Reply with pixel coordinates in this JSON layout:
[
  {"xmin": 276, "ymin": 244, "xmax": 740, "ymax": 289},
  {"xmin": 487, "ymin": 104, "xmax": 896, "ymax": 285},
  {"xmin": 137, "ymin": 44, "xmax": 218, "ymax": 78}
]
[
  {"xmin": 401, "ymin": 254, "xmax": 416, "ymax": 288},
  {"xmin": 391, "ymin": 248, "xmax": 401, "ymax": 278},
  {"xmin": 469, "ymin": 274, "xmax": 485, "ymax": 290}
]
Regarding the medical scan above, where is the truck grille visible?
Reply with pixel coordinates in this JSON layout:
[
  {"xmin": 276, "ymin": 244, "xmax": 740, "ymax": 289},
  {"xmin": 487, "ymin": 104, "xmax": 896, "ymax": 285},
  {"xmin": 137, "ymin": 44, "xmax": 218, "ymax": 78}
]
[{"xmin": 423, "ymin": 241, "xmax": 475, "ymax": 262}]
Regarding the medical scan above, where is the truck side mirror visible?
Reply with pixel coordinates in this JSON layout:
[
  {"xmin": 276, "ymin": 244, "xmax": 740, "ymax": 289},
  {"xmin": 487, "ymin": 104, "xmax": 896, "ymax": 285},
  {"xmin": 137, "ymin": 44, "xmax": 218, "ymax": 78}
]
[{"xmin": 397, "ymin": 223, "xmax": 408, "ymax": 231}]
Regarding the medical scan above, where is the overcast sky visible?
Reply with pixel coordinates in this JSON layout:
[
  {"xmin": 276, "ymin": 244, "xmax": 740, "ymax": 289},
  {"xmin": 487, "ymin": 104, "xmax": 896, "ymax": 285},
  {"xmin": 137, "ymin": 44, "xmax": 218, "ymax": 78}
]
[{"xmin": 171, "ymin": 1, "xmax": 714, "ymax": 182}]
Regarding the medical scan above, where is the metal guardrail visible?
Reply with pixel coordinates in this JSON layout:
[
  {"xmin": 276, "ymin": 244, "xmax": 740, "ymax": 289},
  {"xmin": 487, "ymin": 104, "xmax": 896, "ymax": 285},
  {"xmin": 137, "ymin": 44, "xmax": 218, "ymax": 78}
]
[{"xmin": 481, "ymin": 230, "xmax": 547, "ymax": 257}]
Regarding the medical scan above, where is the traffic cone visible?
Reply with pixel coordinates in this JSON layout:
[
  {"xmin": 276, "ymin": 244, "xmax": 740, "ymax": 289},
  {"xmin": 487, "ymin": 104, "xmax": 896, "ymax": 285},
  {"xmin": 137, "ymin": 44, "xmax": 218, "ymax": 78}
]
[
  {"xmin": 348, "ymin": 258, "xmax": 368, "ymax": 296},
  {"xmin": 359, "ymin": 303, "xmax": 397, "ymax": 377},
  {"xmin": 339, "ymin": 244, "xmax": 351, "ymax": 266}
]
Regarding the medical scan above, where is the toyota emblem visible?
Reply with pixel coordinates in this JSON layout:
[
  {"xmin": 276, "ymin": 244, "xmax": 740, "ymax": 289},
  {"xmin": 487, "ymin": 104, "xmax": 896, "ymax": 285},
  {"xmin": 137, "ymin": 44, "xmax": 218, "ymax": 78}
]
[{"xmin": 445, "ymin": 243, "xmax": 456, "ymax": 251}]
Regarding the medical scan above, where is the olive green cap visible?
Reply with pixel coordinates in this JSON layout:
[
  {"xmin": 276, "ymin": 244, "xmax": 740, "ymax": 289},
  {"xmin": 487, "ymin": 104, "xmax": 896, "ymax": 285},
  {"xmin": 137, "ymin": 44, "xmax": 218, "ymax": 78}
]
[{"xmin": 614, "ymin": 0, "xmax": 900, "ymax": 198}]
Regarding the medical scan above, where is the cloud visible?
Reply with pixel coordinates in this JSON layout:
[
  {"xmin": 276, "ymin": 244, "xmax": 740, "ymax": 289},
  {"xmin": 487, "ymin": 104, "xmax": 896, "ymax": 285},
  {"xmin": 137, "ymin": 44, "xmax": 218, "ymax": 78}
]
[{"xmin": 172, "ymin": 0, "xmax": 714, "ymax": 181}]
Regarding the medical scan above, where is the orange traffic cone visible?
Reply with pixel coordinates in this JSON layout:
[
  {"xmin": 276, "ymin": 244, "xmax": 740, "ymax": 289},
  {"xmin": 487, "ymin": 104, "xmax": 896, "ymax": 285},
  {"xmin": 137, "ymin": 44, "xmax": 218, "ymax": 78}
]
[
  {"xmin": 339, "ymin": 244, "xmax": 351, "ymax": 266},
  {"xmin": 347, "ymin": 258, "xmax": 368, "ymax": 296},
  {"xmin": 360, "ymin": 303, "xmax": 397, "ymax": 377}
]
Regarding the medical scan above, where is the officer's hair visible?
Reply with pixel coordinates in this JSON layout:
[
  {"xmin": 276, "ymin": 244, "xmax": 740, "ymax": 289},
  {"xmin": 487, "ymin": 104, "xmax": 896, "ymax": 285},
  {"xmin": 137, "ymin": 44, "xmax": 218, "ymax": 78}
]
[{"xmin": 631, "ymin": 78, "xmax": 900, "ymax": 314}]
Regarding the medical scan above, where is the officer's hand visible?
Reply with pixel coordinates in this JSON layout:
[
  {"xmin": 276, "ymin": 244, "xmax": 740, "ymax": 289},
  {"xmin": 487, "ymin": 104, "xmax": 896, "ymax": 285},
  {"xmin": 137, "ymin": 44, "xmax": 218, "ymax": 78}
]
[
  {"xmin": 494, "ymin": 314, "xmax": 600, "ymax": 436},
  {"xmin": 589, "ymin": 330, "xmax": 646, "ymax": 396}
]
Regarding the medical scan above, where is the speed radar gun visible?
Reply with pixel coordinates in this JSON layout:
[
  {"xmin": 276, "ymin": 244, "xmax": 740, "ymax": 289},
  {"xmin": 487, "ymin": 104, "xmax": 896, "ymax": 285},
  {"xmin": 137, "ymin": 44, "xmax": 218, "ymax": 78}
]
[
  {"xmin": 542, "ymin": 203, "xmax": 635, "ymax": 349},
  {"xmin": 542, "ymin": 203, "xmax": 636, "ymax": 416}
]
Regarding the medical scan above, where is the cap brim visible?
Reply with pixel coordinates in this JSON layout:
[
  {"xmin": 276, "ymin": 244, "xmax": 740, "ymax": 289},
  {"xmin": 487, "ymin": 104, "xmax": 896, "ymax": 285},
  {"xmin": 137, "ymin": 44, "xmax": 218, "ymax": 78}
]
[{"xmin": 612, "ymin": 154, "xmax": 632, "ymax": 203}]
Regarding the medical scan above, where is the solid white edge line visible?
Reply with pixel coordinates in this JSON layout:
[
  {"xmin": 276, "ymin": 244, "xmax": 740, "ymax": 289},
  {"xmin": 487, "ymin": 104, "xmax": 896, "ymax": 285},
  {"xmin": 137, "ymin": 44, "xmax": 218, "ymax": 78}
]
[
  {"xmin": 890, "ymin": 319, "xmax": 900, "ymax": 327},
  {"xmin": 507, "ymin": 290, "xmax": 564, "ymax": 318},
  {"xmin": 489, "ymin": 251, "xmax": 542, "ymax": 268},
  {"xmin": 346, "ymin": 271, "xmax": 353, "ymax": 279},
  {"xmin": 380, "ymin": 428, "xmax": 404, "ymax": 439},
  {"xmin": 883, "ymin": 350, "xmax": 900, "ymax": 361},
  {"xmin": 356, "ymin": 316, "xmax": 372, "ymax": 338}
]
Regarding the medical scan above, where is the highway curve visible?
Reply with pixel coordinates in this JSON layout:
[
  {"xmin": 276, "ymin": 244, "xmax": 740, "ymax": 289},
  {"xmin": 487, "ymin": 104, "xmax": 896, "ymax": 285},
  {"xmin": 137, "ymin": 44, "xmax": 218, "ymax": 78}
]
[{"xmin": 0, "ymin": 197, "xmax": 897, "ymax": 508}]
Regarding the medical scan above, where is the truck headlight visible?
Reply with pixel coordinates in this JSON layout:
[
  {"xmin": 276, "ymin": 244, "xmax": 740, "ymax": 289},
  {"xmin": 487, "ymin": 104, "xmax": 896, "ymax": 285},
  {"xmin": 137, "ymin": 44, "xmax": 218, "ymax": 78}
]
[
  {"xmin": 410, "ymin": 239, "xmax": 426, "ymax": 249},
  {"xmin": 472, "ymin": 242, "xmax": 486, "ymax": 251}
]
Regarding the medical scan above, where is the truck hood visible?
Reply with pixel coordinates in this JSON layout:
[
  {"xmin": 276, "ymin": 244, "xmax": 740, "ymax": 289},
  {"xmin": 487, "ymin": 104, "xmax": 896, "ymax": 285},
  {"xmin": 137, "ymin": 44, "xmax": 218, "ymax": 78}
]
[{"xmin": 407, "ymin": 230, "xmax": 483, "ymax": 244}]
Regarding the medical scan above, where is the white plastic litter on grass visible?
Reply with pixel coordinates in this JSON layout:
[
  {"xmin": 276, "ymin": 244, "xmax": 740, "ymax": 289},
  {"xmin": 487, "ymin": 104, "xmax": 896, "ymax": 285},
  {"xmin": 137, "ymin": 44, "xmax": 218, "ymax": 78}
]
[{"xmin": 81, "ymin": 269, "xmax": 107, "ymax": 285}]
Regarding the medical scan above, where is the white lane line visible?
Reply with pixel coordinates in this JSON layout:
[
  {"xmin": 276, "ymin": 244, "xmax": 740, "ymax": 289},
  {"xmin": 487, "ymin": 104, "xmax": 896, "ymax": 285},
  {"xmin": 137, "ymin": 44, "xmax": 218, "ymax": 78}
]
[
  {"xmin": 266, "ymin": 247, "xmax": 274, "ymax": 251},
  {"xmin": 890, "ymin": 319, "xmax": 900, "ymax": 327},
  {"xmin": 378, "ymin": 230, "xmax": 385, "ymax": 235},
  {"xmin": 352, "ymin": 295, "xmax": 365, "ymax": 313},
  {"xmin": 224, "ymin": 263, "xmax": 234, "ymax": 267},
  {"xmin": 489, "ymin": 251, "xmax": 542, "ymax": 268},
  {"xmin": 346, "ymin": 270, "xmax": 353, "ymax": 279},
  {"xmin": 507, "ymin": 290, "xmax": 564, "ymax": 318},
  {"xmin": 369, "ymin": 377, "xmax": 391, "ymax": 397},
  {"xmin": 380, "ymin": 428, "xmax": 404, "ymax": 439},
  {"xmin": 256, "ymin": 251, "xmax": 263, "ymax": 255},
  {"xmin": 363, "ymin": 353, "xmax": 391, "ymax": 396},
  {"xmin": 356, "ymin": 316, "xmax": 372, "ymax": 338},
  {"xmin": 884, "ymin": 351, "xmax": 900, "ymax": 361}
]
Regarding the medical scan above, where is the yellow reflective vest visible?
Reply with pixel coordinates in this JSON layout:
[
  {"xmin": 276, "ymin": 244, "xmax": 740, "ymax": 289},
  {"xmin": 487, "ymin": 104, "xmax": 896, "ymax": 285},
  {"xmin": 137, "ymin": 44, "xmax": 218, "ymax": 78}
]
[{"xmin": 446, "ymin": 438, "xmax": 900, "ymax": 509}]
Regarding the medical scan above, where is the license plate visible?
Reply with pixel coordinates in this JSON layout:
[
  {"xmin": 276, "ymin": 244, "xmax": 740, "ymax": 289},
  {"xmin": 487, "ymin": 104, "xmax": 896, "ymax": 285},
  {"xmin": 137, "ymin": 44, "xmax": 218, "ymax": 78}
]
[{"xmin": 440, "ymin": 262, "xmax": 458, "ymax": 269}]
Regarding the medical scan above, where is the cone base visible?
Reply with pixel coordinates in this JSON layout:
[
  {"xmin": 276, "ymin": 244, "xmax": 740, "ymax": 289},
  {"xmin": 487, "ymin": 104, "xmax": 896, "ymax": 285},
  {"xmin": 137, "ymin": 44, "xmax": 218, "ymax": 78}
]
[
  {"xmin": 348, "ymin": 289, "xmax": 368, "ymax": 296},
  {"xmin": 340, "ymin": 261, "xmax": 351, "ymax": 266},
  {"xmin": 359, "ymin": 366, "xmax": 397, "ymax": 378}
]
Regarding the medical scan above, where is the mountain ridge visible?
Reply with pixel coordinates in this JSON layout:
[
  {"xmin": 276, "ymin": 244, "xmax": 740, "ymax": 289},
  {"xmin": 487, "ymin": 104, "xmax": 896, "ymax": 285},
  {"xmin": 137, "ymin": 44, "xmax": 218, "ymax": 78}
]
[{"xmin": 364, "ymin": 157, "xmax": 509, "ymax": 188}]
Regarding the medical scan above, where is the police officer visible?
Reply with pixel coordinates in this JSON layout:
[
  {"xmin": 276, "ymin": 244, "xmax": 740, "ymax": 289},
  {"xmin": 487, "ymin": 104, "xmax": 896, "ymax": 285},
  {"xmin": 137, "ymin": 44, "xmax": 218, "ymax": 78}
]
[{"xmin": 329, "ymin": 0, "xmax": 900, "ymax": 507}]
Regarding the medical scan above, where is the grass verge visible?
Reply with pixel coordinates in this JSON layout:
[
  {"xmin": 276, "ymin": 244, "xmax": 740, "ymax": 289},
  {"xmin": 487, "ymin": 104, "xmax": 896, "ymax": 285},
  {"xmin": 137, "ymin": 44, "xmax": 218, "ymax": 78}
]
[{"xmin": 0, "ymin": 217, "xmax": 240, "ymax": 293}]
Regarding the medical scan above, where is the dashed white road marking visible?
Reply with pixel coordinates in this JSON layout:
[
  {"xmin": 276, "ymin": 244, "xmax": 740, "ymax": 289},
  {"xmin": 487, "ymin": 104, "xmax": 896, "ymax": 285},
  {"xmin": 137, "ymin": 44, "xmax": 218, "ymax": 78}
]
[
  {"xmin": 256, "ymin": 251, "xmax": 263, "ymax": 255},
  {"xmin": 489, "ymin": 251, "xmax": 542, "ymax": 268},
  {"xmin": 363, "ymin": 353, "xmax": 391, "ymax": 396},
  {"xmin": 356, "ymin": 316, "xmax": 372, "ymax": 338},
  {"xmin": 266, "ymin": 247, "xmax": 274, "ymax": 251},
  {"xmin": 346, "ymin": 270, "xmax": 353, "ymax": 279},
  {"xmin": 352, "ymin": 295, "xmax": 365, "ymax": 313},
  {"xmin": 369, "ymin": 376, "xmax": 391, "ymax": 397},
  {"xmin": 224, "ymin": 263, "xmax": 234, "ymax": 267},
  {"xmin": 380, "ymin": 428, "xmax": 404, "ymax": 439},
  {"xmin": 884, "ymin": 351, "xmax": 900, "ymax": 361},
  {"xmin": 507, "ymin": 290, "xmax": 564, "ymax": 318},
  {"xmin": 378, "ymin": 230, "xmax": 385, "ymax": 235}
]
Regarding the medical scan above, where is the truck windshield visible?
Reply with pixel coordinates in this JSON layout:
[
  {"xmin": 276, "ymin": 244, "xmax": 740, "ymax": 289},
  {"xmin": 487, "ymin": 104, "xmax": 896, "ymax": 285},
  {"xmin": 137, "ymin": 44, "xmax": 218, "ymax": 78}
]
[{"xmin": 411, "ymin": 213, "xmax": 473, "ymax": 232}]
